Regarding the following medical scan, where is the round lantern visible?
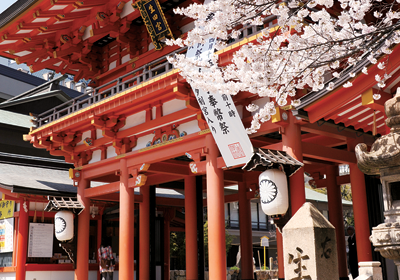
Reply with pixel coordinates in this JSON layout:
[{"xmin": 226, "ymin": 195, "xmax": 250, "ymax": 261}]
[
  {"xmin": 55, "ymin": 210, "xmax": 74, "ymax": 241},
  {"xmin": 259, "ymin": 169, "xmax": 288, "ymax": 216}
]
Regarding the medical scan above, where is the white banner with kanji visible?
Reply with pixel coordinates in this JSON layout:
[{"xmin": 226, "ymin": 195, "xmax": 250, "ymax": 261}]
[{"xmin": 186, "ymin": 38, "xmax": 253, "ymax": 167}]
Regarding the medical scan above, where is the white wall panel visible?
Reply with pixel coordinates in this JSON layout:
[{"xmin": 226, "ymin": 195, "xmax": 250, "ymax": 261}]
[
  {"xmin": 177, "ymin": 120, "xmax": 200, "ymax": 135},
  {"xmin": 120, "ymin": 111, "xmax": 146, "ymax": 131},
  {"xmin": 0, "ymin": 272, "xmax": 15, "ymax": 280},
  {"xmin": 162, "ymin": 100, "xmax": 186, "ymax": 116},
  {"xmin": 107, "ymin": 146, "xmax": 117, "ymax": 158},
  {"xmin": 89, "ymin": 149, "xmax": 102, "ymax": 164},
  {"xmin": 132, "ymin": 134, "xmax": 155, "ymax": 151}
]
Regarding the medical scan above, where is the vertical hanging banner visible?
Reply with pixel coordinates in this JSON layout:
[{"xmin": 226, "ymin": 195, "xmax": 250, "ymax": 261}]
[
  {"xmin": 186, "ymin": 39, "xmax": 254, "ymax": 167},
  {"xmin": 132, "ymin": 0, "xmax": 174, "ymax": 50}
]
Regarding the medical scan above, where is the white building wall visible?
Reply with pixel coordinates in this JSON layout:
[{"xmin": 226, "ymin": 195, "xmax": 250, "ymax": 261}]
[{"xmin": 0, "ymin": 272, "xmax": 15, "ymax": 280}]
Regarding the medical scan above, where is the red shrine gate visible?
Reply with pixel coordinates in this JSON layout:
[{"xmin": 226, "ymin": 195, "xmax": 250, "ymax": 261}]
[{"xmin": 0, "ymin": 0, "xmax": 395, "ymax": 279}]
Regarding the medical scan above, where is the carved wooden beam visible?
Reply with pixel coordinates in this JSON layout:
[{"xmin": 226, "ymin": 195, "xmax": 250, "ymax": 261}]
[{"xmin": 73, "ymin": 0, "xmax": 109, "ymax": 8}]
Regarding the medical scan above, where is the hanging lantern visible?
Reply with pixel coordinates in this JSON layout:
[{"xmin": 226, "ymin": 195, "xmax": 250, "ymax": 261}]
[
  {"xmin": 259, "ymin": 169, "xmax": 289, "ymax": 216},
  {"xmin": 55, "ymin": 210, "xmax": 74, "ymax": 241}
]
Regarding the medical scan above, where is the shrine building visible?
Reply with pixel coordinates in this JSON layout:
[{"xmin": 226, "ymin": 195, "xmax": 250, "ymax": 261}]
[{"xmin": 0, "ymin": 0, "xmax": 397, "ymax": 280}]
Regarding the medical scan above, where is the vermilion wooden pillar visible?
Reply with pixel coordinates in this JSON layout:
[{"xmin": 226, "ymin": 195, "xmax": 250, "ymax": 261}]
[
  {"xmin": 75, "ymin": 179, "xmax": 90, "ymax": 280},
  {"xmin": 206, "ymin": 134, "xmax": 227, "ymax": 280},
  {"xmin": 282, "ymin": 112, "xmax": 305, "ymax": 214},
  {"xmin": 119, "ymin": 158, "xmax": 135, "ymax": 280},
  {"xmin": 280, "ymin": 112, "xmax": 305, "ymax": 280},
  {"xmin": 238, "ymin": 181, "xmax": 253, "ymax": 280},
  {"xmin": 348, "ymin": 140, "xmax": 372, "ymax": 262},
  {"xmin": 139, "ymin": 186, "xmax": 150, "ymax": 280},
  {"xmin": 185, "ymin": 176, "xmax": 198, "ymax": 280},
  {"xmin": 326, "ymin": 165, "xmax": 349, "ymax": 280},
  {"xmin": 16, "ymin": 199, "xmax": 29, "ymax": 280}
]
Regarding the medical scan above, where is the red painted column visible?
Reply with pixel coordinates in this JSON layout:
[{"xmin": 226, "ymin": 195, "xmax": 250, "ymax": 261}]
[
  {"xmin": 119, "ymin": 158, "xmax": 135, "ymax": 280},
  {"xmin": 75, "ymin": 179, "xmax": 90, "ymax": 280},
  {"xmin": 206, "ymin": 134, "xmax": 227, "ymax": 280},
  {"xmin": 16, "ymin": 199, "xmax": 29, "ymax": 280},
  {"xmin": 280, "ymin": 113, "xmax": 305, "ymax": 280},
  {"xmin": 326, "ymin": 165, "xmax": 348, "ymax": 279},
  {"xmin": 238, "ymin": 182, "xmax": 253, "ymax": 280},
  {"xmin": 276, "ymin": 229, "xmax": 284, "ymax": 279},
  {"xmin": 282, "ymin": 112, "xmax": 305, "ymax": 214},
  {"xmin": 348, "ymin": 140, "xmax": 372, "ymax": 262},
  {"xmin": 185, "ymin": 176, "xmax": 198, "ymax": 280},
  {"xmin": 139, "ymin": 186, "xmax": 150, "ymax": 280}
]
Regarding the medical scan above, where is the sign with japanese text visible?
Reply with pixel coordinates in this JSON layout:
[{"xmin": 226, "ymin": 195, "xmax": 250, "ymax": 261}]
[
  {"xmin": 0, "ymin": 218, "xmax": 13, "ymax": 253},
  {"xmin": 28, "ymin": 223, "xmax": 54, "ymax": 258},
  {"xmin": 186, "ymin": 38, "xmax": 254, "ymax": 167},
  {"xmin": 261, "ymin": 236, "xmax": 269, "ymax": 247},
  {"xmin": 133, "ymin": 0, "xmax": 174, "ymax": 50},
  {"xmin": 0, "ymin": 200, "xmax": 14, "ymax": 220}
]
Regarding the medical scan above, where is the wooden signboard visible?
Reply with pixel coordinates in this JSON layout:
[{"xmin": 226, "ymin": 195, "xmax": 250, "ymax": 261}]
[{"xmin": 28, "ymin": 223, "xmax": 54, "ymax": 258}]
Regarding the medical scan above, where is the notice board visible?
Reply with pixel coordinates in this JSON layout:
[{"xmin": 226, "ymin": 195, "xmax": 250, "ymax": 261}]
[
  {"xmin": 28, "ymin": 223, "xmax": 54, "ymax": 258},
  {"xmin": 0, "ymin": 218, "xmax": 13, "ymax": 253}
]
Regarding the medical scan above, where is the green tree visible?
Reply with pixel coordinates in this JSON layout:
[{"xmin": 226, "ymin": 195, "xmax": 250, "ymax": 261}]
[
  {"xmin": 170, "ymin": 231, "xmax": 186, "ymax": 269},
  {"xmin": 203, "ymin": 221, "xmax": 233, "ymax": 268}
]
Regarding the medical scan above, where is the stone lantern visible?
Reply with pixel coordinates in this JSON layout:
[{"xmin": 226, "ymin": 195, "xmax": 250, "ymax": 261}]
[{"xmin": 356, "ymin": 89, "xmax": 400, "ymax": 274}]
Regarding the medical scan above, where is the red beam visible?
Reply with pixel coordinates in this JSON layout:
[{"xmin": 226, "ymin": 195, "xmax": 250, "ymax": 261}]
[
  {"xmin": 84, "ymin": 181, "xmax": 120, "ymax": 198},
  {"xmin": 302, "ymin": 142, "xmax": 356, "ymax": 164},
  {"xmin": 156, "ymin": 197, "xmax": 184, "ymax": 207}
]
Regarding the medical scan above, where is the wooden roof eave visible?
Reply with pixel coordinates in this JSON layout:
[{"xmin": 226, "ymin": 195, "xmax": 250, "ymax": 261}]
[{"xmin": 298, "ymin": 44, "xmax": 400, "ymax": 123}]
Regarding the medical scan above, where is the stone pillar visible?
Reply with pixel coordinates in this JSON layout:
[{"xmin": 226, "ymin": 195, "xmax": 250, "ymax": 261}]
[
  {"xmin": 238, "ymin": 181, "xmax": 254, "ymax": 280},
  {"xmin": 206, "ymin": 134, "xmax": 227, "ymax": 279},
  {"xmin": 140, "ymin": 186, "xmax": 150, "ymax": 280},
  {"xmin": 348, "ymin": 139, "xmax": 372, "ymax": 262},
  {"xmin": 358, "ymin": 262, "xmax": 383, "ymax": 280},
  {"xmin": 282, "ymin": 112, "xmax": 305, "ymax": 215},
  {"xmin": 283, "ymin": 202, "xmax": 339, "ymax": 279},
  {"xmin": 119, "ymin": 158, "xmax": 135, "ymax": 280},
  {"xmin": 326, "ymin": 165, "xmax": 349, "ymax": 280},
  {"xmin": 16, "ymin": 199, "xmax": 29, "ymax": 280},
  {"xmin": 185, "ymin": 176, "xmax": 198, "ymax": 280},
  {"xmin": 75, "ymin": 179, "xmax": 90, "ymax": 280}
]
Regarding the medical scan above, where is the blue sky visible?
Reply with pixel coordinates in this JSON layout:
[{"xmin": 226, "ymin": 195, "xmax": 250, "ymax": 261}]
[{"xmin": 0, "ymin": 1, "xmax": 18, "ymax": 14}]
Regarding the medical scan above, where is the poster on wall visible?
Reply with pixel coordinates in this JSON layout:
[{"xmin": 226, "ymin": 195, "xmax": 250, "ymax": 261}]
[
  {"xmin": 28, "ymin": 223, "xmax": 54, "ymax": 258},
  {"xmin": 0, "ymin": 218, "xmax": 13, "ymax": 253},
  {"xmin": 0, "ymin": 200, "xmax": 14, "ymax": 220}
]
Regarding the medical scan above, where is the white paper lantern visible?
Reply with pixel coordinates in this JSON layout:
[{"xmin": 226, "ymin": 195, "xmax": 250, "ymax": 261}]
[
  {"xmin": 259, "ymin": 169, "xmax": 289, "ymax": 216},
  {"xmin": 55, "ymin": 210, "xmax": 74, "ymax": 241}
]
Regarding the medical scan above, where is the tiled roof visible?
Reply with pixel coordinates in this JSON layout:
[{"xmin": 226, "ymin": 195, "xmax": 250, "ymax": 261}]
[
  {"xmin": 0, "ymin": 109, "xmax": 31, "ymax": 128},
  {"xmin": 0, "ymin": 162, "xmax": 76, "ymax": 196},
  {"xmin": 0, "ymin": 0, "xmax": 38, "ymax": 28},
  {"xmin": 0, "ymin": 64, "xmax": 46, "ymax": 86},
  {"xmin": 305, "ymin": 187, "xmax": 352, "ymax": 205},
  {"xmin": 243, "ymin": 148, "xmax": 304, "ymax": 176}
]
